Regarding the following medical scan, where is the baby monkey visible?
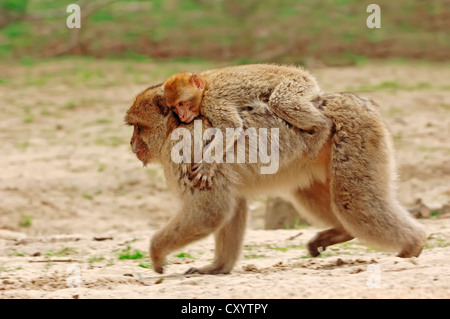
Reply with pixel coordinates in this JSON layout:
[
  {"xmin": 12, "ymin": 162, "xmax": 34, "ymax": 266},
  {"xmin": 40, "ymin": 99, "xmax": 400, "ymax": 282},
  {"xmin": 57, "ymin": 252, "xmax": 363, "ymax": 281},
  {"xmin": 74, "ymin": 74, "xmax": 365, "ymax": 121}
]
[{"xmin": 164, "ymin": 64, "xmax": 331, "ymax": 189}]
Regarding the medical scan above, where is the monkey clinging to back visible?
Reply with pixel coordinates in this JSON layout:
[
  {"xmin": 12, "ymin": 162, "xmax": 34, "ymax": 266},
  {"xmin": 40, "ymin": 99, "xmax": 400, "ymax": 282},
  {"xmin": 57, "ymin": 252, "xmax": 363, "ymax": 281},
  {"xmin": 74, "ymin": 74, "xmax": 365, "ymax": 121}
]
[{"xmin": 163, "ymin": 64, "xmax": 331, "ymax": 189}]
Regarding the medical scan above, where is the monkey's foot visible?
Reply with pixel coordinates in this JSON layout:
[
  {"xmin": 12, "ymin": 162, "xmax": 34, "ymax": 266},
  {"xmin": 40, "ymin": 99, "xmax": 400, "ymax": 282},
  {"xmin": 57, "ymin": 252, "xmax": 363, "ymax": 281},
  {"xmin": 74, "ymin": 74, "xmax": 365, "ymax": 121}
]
[
  {"xmin": 307, "ymin": 228, "xmax": 354, "ymax": 257},
  {"xmin": 189, "ymin": 161, "xmax": 214, "ymax": 190}
]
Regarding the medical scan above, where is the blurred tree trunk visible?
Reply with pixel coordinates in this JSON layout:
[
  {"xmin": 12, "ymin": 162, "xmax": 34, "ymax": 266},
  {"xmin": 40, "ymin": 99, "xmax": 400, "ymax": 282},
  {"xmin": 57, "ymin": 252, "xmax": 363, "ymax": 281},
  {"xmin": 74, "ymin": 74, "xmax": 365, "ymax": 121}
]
[{"xmin": 265, "ymin": 197, "xmax": 308, "ymax": 230}]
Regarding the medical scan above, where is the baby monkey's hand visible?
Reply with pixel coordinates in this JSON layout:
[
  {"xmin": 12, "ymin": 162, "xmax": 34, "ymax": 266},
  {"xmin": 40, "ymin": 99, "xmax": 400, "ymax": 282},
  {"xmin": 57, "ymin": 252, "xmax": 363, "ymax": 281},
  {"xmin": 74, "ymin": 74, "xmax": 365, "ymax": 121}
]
[{"xmin": 189, "ymin": 160, "xmax": 216, "ymax": 190}]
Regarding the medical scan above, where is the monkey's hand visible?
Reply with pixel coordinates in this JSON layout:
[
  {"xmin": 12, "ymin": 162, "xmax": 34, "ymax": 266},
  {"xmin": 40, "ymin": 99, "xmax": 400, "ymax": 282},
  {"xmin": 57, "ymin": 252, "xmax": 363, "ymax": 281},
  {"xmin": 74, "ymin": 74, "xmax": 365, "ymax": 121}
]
[{"xmin": 189, "ymin": 160, "xmax": 215, "ymax": 190}]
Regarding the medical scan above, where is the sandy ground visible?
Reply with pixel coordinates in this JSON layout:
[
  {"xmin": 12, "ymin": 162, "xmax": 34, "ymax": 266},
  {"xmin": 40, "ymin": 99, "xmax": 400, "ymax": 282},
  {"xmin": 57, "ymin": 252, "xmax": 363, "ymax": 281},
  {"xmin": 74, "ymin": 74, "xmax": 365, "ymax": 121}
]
[{"xmin": 0, "ymin": 60, "xmax": 449, "ymax": 299}]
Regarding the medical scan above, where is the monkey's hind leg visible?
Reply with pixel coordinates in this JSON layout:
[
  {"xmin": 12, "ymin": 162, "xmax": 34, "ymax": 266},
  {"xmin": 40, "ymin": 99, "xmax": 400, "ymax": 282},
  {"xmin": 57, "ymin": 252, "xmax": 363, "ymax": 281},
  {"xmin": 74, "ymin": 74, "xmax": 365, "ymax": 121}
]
[
  {"xmin": 268, "ymin": 79, "xmax": 331, "ymax": 158},
  {"xmin": 185, "ymin": 197, "xmax": 247, "ymax": 275},
  {"xmin": 307, "ymin": 228, "xmax": 354, "ymax": 257},
  {"xmin": 290, "ymin": 181, "xmax": 354, "ymax": 257}
]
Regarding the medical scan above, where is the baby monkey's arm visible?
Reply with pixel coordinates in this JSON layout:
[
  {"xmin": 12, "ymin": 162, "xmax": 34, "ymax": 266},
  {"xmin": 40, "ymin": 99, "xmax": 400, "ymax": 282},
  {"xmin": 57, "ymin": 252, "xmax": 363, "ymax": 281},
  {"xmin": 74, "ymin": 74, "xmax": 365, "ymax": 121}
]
[{"xmin": 190, "ymin": 101, "xmax": 244, "ymax": 190}]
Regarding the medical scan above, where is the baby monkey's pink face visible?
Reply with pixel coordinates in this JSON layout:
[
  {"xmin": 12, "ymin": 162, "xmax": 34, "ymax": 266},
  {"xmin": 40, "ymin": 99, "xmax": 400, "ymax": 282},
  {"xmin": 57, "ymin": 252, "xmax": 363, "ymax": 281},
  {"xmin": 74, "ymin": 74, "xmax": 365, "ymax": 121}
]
[
  {"xmin": 169, "ymin": 100, "xmax": 199, "ymax": 123},
  {"xmin": 164, "ymin": 73, "xmax": 205, "ymax": 123}
]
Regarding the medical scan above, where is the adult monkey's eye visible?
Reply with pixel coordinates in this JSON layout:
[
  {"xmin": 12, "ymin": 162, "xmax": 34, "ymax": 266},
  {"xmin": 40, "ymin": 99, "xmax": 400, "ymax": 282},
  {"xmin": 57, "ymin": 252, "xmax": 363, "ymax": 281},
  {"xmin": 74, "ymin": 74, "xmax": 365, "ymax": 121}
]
[{"xmin": 178, "ymin": 101, "xmax": 184, "ymax": 107}]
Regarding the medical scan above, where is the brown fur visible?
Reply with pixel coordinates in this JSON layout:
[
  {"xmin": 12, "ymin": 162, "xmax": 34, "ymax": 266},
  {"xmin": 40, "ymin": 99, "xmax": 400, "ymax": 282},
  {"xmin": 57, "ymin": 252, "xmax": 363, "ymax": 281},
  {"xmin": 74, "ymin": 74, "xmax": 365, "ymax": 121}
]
[{"xmin": 125, "ymin": 85, "xmax": 426, "ymax": 275}]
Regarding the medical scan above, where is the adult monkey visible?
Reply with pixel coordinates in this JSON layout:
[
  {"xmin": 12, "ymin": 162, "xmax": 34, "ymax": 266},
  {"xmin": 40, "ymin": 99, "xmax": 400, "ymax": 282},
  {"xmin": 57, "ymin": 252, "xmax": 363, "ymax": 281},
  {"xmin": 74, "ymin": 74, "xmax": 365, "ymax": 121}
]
[{"xmin": 125, "ymin": 84, "xmax": 425, "ymax": 274}]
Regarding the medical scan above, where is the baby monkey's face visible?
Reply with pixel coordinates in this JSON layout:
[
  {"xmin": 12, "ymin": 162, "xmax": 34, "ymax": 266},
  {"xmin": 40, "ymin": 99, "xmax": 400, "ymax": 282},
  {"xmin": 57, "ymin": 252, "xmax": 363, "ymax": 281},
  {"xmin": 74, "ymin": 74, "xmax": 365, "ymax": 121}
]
[
  {"xmin": 164, "ymin": 73, "xmax": 205, "ymax": 123},
  {"xmin": 169, "ymin": 98, "xmax": 200, "ymax": 123}
]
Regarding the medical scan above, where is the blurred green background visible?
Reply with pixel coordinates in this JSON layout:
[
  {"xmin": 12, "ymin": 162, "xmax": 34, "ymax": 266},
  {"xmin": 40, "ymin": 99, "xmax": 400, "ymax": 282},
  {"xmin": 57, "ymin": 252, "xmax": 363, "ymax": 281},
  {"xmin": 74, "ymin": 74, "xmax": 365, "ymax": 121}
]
[{"xmin": 0, "ymin": 0, "xmax": 448, "ymax": 65}]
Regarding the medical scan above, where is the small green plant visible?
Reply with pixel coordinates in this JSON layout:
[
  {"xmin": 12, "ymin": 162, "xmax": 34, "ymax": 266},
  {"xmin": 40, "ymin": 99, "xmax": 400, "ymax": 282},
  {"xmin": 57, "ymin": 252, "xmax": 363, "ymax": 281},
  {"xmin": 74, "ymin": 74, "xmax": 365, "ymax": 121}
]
[
  {"xmin": 118, "ymin": 246, "xmax": 146, "ymax": 260},
  {"xmin": 20, "ymin": 215, "xmax": 32, "ymax": 227},
  {"xmin": 174, "ymin": 252, "xmax": 194, "ymax": 259},
  {"xmin": 430, "ymin": 210, "xmax": 440, "ymax": 218},
  {"xmin": 88, "ymin": 256, "xmax": 105, "ymax": 264},
  {"xmin": 244, "ymin": 254, "xmax": 266, "ymax": 259},
  {"xmin": 62, "ymin": 101, "xmax": 77, "ymax": 109},
  {"xmin": 82, "ymin": 193, "xmax": 93, "ymax": 200},
  {"xmin": 45, "ymin": 247, "xmax": 77, "ymax": 257},
  {"xmin": 138, "ymin": 260, "xmax": 152, "ymax": 269},
  {"xmin": 0, "ymin": 266, "xmax": 23, "ymax": 272},
  {"xmin": 269, "ymin": 244, "xmax": 305, "ymax": 252},
  {"xmin": 15, "ymin": 141, "xmax": 30, "ymax": 150}
]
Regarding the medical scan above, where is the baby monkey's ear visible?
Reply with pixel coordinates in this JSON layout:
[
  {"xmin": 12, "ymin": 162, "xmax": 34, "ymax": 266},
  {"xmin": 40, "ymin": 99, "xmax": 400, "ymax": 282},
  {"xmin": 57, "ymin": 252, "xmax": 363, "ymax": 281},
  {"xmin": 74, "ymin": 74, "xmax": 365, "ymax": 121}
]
[
  {"xmin": 191, "ymin": 73, "xmax": 205, "ymax": 90},
  {"xmin": 152, "ymin": 94, "xmax": 169, "ymax": 116}
]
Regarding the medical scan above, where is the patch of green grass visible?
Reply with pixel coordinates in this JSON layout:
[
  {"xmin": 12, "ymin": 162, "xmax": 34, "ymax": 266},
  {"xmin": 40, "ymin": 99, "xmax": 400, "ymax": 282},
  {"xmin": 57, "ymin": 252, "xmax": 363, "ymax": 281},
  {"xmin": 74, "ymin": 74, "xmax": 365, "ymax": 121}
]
[
  {"xmin": 15, "ymin": 141, "xmax": 31, "ymax": 150},
  {"xmin": 123, "ymin": 50, "xmax": 152, "ymax": 62},
  {"xmin": 416, "ymin": 146, "xmax": 442, "ymax": 153},
  {"xmin": 20, "ymin": 56, "xmax": 36, "ymax": 66},
  {"xmin": 82, "ymin": 193, "xmax": 93, "ymax": 200},
  {"xmin": 386, "ymin": 107, "xmax": 403, "ymax": 116},
  {"xmin": 0, "ymin": 266, "xmax": 23, "ymax": 272},
  {"xmin": 430, "ymin": 210, "xmax": 440, "ymax": 218},
  {"xmin": 342, "ymin": 52, "xmax": 370, "ymax": 66},
  {"xmin": 23, "ymin": 115, "xmax": 34, "ymax": 124},
  {"xmin": 439, "ymin": 103, "xmax": 450, "ymax": 111},
  {"xmin": 62, "ymin": 101, "xmax": 77, "ymax": 110},
  {"xmin": 425, "ymin": 236, "xmax": 450, "ymax": 249},
  {"xmin": 174, "ymin": 252, "xmax": 194, "ymax": 259},
  {"xmin": 350, "ymin": 81, "xmax": 434, "ymax": 93},
  {"xmin": 9, "ymin": 251, "xmax": 25, "ymax": 257},
  {"xmin": 22, "ymin": 106, "xmax": 34, "ymax": 123},
  {"xmin": 95, "ymin": 136, "xmax": 126, "ymax": 147},
  {"xmin": 269, "ymin": 244, "xmax": 305, "ymax": 252},
  {"xmin": 95, "ymin": 119, "xmax": 112, "ymax": 125},
  {"xmin": 284, "ymin": 218, "xmax": 310, "ymax": 230},
  {"xmin": 2, "ymin": 21, "xmax": 30, "ymax": 38},
  {"xmin": 89, "ymin": 10, "xmax": 115, "ymax": 23},
  {"xmin": 138, "ymin": 260, "xmax": 153, "ymax": 269},
  {"xmin": 117, "ymin": 246, "xmax": 146, "ymax": 260},
  {"xmin": 20, "ymin": 215, "xmax": 32, "ymax": 227},
  {"xmin": 45, "ymin": 247, "xmax": 77, "ymax": 257},
  {"xmin": 359, "ymin": 81, "xmax": 401, "ymax": 92},
  {"xmin": 244, "ymin": 254, "xmax": 266, "ymax": 259},
  {"xmin": 88, "ymin": 256, "xmax": 105, "ymax": 264}
]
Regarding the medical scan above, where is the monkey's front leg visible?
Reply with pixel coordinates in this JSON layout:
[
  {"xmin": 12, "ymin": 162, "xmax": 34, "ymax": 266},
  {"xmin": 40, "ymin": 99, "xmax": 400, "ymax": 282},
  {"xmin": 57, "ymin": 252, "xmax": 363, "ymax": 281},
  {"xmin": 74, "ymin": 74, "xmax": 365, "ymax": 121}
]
[
  {"xmin": 150, "ymin": 198, "xmax": 232, "ymax": 274},
  {"xmin": 185, "ymin": 197, "xmax": 247, "ymax": 275}
]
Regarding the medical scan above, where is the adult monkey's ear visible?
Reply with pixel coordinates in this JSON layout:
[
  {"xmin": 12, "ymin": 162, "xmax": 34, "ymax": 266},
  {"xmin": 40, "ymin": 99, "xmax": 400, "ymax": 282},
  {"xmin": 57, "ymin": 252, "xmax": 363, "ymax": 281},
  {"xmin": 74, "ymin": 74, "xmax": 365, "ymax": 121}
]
[
  {"xmin": 191, "ymin": 73, "xmax": 205, "ymax": 90},
  {"xmin": 152, "ymin": 94, "xmax": 169, "ymax": 116}
]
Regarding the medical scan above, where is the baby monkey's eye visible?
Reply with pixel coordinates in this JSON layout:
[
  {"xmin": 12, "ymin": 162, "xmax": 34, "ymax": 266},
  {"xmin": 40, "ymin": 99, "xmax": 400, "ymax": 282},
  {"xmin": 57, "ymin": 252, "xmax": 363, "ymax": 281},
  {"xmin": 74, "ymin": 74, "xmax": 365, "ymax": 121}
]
[{"xmin": 178, "ymin": 101, "xmax": 185, "ymax": 107}]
